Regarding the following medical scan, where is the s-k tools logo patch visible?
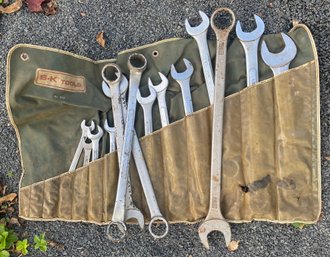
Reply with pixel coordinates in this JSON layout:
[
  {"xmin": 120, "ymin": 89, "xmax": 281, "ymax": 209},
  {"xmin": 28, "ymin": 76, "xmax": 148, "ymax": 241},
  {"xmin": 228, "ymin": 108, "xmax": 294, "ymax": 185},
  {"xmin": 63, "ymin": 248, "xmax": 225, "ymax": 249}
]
[{"xmin": 34, "ymin": 68, "xmax": 86, "ymax": 93}]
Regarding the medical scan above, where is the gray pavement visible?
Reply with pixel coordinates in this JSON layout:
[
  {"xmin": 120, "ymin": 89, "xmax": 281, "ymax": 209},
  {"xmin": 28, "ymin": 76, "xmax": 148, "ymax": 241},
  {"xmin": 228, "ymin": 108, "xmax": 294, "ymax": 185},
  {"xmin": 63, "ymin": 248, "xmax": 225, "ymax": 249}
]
[{"xmin": 0, "ymin": 0, "xmax": 329, "ymax": 256}]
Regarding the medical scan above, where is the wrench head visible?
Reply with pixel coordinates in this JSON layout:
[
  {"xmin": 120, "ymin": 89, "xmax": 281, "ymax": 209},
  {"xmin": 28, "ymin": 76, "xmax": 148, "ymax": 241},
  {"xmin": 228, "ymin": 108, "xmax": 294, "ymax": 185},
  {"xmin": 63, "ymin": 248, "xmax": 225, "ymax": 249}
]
[
  {"xmin": 185, "ymin": 10, "xmax": 209, "ymax": 36},
  {"xmin": 104, "ymin": 120, "xmax": 115, "ymax": 133},
  {"xmin": 136, "ymin": 85, "xmax": 157, "ymax": 105},
  {"xmin": 102, "ymin": 74, "xmax": 129, "ymax": 98},
  {"xmin": 170, "ymin": 58, "xmax": 194, "ymax": 81},
  {"xmin": 148, "ymin": 72, "xmax": 169, "ymax": 93},
  {"xmin": 125, "ymin": 209, "xmax": 145, "ymax": 230},
  {"xmin": 261, "ymin": 32, "xmax": 297, "ymax": 69},
  {"xmin": 106, "ymin": 221, "xmax": 127, "ymax": 242},
  {"xmin": 81, "ymin": 120, "xmax": 95, "ymax": 136},
  {"xmin": 87, "ymin": 125, "xmax": 104, "ymax": 140},
  {"xmin": 198, "ymin": 219, "xmax": 231, "ymax": 249},
  {"xmin": 149, "ymin": 216, "xmax": 169, "ymax": 239},
  {"xmin": 236, "ymin": 14, "xmax": 265, "ymax": 42}
]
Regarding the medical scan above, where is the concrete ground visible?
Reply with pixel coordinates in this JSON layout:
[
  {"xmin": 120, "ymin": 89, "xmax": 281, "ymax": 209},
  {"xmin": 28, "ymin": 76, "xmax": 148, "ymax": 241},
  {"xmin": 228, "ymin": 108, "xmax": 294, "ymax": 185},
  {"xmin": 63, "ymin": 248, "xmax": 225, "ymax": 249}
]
[{"xmin": 0, "ymin": 0, "xmax": 329, "ymax": 256}]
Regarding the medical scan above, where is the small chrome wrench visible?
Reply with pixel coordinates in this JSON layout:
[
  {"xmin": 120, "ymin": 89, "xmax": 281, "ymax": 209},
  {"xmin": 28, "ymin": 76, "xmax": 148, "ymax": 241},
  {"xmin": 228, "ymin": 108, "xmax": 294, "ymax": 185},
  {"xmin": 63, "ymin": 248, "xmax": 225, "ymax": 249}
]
[
  {"xmin": 261, "ymin": 32, "xmax": 297, "ymax": 76},
  {"xmin": 137, "ymin": 85, "xmax": 157, "ymax": 135},
  {"xmin": 102, "ymin": 64, "xmax": 144, "ymax": 240},
  {"xmin": 198, "ymin": 8, "xmax": 235, "ymax": 249},
  {"xmin": 185, "ymin": 11, "xmax": 215, "ymax": 104},
  {"xmin": 149, "ymin": 72, "xmax": 170, "ymax": 127},
  {"xmin": 171, "ymin": 58, "xmax": 194, "ymax": 115},
  {"xmin": 82, "ymin": 141, "xmax": 92, "ymax": 165},
  {"xmin": 69, "ymin": 120, "xmax": 95, "ymax": 171},
  {"xmin": 103, "ymin": 120, "xmax": 116, "ymax": 153},
  {"xmin": 236, "ymin": 14, "xmax": 265, "ymax": 86},
  {"xmin": 87, "ymin": 125, "xmax": 104, "ymax": 161}
]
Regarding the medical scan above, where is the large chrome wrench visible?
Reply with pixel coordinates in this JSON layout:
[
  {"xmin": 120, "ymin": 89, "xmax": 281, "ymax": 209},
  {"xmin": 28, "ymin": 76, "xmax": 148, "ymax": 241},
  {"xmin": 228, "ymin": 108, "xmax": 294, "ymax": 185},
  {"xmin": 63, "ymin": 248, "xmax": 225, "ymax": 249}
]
[
  {"xmin": 103, "ymin": 69, "xmax": 169, "ymax": 239},
  {"xmin": 185, "ymin": 11, "xmax": 215, "ymax": 104},
  {"xmin": 198, "ymin": 8, "xmax": 235, "ymax": 249},
  {"xmin": 149, "ymin": 72, "xmax": 170, "ymax": 127},
  {"xmin": 170, "ymin": 58, "xmax": 194, "ymax": 115},
  {"xmin": 261, "ymin": 32, "xmax": 297, "ymax": 76},
  {"xmin": 236, "ymin": 14, "xmax": 265, "ymax": 86},
  {"xmin": 101, "ymin": 63, "xmax": 144, "ymax": 241}
]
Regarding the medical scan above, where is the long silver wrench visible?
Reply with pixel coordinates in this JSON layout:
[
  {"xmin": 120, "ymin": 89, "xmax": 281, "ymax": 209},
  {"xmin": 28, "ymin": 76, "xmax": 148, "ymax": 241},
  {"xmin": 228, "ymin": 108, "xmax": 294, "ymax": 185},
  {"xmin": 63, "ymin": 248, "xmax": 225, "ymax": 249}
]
[
  {"xmin": 185, "ymin": 11, "xmax": 215, "ymax": 104},
  {"xmin": 170, "ymin": 58, "xmax": 194, "ymax": 115},
  {"xmin": 137, "ymin": 85, "xmax": 157, "ymax": 136},
  {"xmin": 198, "ymin": 7, "xmax": 235, "ymax": 249},
  {"xmin": 101, "ymin": 63, "xmax": 144, "ymax": 241},
  {"xmin": 69, "ymin": 120, "xmax": 95, "ymax": 171},
  {"xmin": 236, "ymin": 14, "xmax": 265, "ymax": 86},
  {"xmin": 103, "ymin": 120, "xmax": 116, "ymax": 153},
  {"xmin": 103, "ymin": 68, "xmax": 169, "ymax": 239},
  {"xmin": 149, "ymin": 72, "xmax": 170, "ymax": 127},
  {"xmin": 87, "ymin": 125, "xmax": 104, "ymax": 161},
  {"xmin": 261, "ymin": 32, "xmax": 297, "ymax": 76}
]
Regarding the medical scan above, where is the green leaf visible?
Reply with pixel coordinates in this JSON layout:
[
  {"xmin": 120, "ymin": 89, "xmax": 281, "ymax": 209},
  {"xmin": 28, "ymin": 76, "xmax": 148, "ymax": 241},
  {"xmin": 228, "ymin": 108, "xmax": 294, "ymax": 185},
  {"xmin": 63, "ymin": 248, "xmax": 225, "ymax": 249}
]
[
  {"xmin": 34, "ymin": 233, "xmax": 47, "ymax": 252},
  {"xmin": 0, "ymin": 225, "xmax": 5, "ymax": 234},
  {"xmin": 6, "ymin": 230, "xmax": 18, "ymax": 249},
  {"xmin": 0, "ymin": 231, "xmax": 8, "ymax": 251},
  {"xmin": 292, "ymin": 222, "xmax": 305, "ymax": 229},
  {"xmin": 0, "ymin": 0, "xmax": 3, "ymax": 5},
  {"xmin": 6, "ymin": 171, "xmax": 14, "ymax": 178},
  {"xmin": 16, "ymin": 239, "xmax": 29, "ymax": 256},
  {"xmin": 0, "ymin": 250, "xmax": 10, "ymax": 257}
]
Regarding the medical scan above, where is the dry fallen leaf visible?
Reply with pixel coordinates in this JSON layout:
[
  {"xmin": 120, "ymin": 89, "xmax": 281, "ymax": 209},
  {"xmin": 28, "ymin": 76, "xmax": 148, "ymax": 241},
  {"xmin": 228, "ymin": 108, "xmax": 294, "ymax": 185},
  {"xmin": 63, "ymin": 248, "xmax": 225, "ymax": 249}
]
[
  {"xmin": 48, "ymin": 239, "xmax": 65, "ymax": 250},
  {"xmin": 228, "ymin": 240, "xmax": 240, "ymax": 252},
  {"xmin": 0, "ymin": 193, "xmax": 17, "ymax": 205},
  {"xmin": 0, "ymin": 0, "xmax": 22, "ymax": 14},
  {"xmin": 9, "ymin": 217, "xmax": 20, "ymax": 226},
  {"xmin": 96, "ymin": 31, "xmax": 106, "ymax": 48},
  {"xmin": 43, "ymin": 0, "xmax": 57, "ymax": 15},
  {"xmin": 26, "ymin": 0, "xmax": 44, "ymax": 12},
  {"xmin": 80, "ymin": 11, "xmax": 86, "ymax": 17},
  {"xmin": 325, "ymin": 156, "xmax": 330, "ymax": 161}
]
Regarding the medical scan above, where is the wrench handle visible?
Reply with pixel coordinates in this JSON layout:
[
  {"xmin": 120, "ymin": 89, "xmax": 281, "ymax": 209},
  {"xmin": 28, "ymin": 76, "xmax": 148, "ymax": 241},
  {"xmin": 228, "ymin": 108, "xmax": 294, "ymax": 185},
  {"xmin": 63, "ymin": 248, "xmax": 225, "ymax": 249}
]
[
  {"xmin": 91, "ymin": 141, "xmax": 99, "ymax": 161},
  {"xmin": 143, "ymin": 104, "xmax": 153, "ymax": 135},
  {"xmin": 69, "ymin": 137, "xmax": 85, "ymax": 171},
  {"xmin": 83, "ymin": 147, "xmax": 91, "ymax": 166},
  {"xmin": 109, "ymin": 132, "xmax": 116, "ymax": 153},
  {"xmin": 157, "ymin": 91, "xmax": 170, "ymax": 127},
  {"xmin": 179, "ymin": 79, "xmax": 194, "ymax": 115},
  {"xmin": 241, "ymin": 40, "xmax": 260, "ymax": 86}
]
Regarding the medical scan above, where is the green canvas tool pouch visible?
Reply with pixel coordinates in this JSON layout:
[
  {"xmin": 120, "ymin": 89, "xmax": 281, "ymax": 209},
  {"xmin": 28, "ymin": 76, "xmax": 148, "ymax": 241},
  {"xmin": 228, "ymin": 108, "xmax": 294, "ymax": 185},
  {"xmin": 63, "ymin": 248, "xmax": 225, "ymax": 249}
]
[{"xmin": 6, "ymin": 23, "xmax": 320, "ymax": 224}]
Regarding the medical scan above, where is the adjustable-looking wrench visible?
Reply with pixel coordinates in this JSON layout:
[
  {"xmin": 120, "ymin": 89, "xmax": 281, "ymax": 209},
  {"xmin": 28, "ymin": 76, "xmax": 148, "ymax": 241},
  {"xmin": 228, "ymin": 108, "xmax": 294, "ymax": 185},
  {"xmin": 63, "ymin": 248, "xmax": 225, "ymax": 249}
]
[
  {"xmin": 198, "ymin": 8, "xmax": 235, "ymax": 249},
  {"xmin": 102, "ymin": 64, "xmax": 144, "ymax": 240},
  {"xmin": 149, "ymin": 72, "xmax": 170, "ymax": 127},
  {"xmin": 104, "ymin": 120, "xmax": 116, "ymax": 153},
  {"xmin": 261, "ymin": 32, "xmax": 297, "ymax": 76},
  {"xmin": 171, "ymin": 58, "xmax": 194, "ymax": 115},
  {"xmin": 87, "ymin": 125, "xmax": 104, "ymax": 161},
  {"xmin": 185, "ymin": 11, "xmax": 215, "ymax": 104},
  {"xmin": 137, "ymin": 85, "xmax": 157, "ymax": 136},
  {"xmin": 236, "ymin": 14, "xmax": 265, "ymax": 86},
  {"xmin": 69, "ymin": 120, "xmax": 95, "ymax": 171}
]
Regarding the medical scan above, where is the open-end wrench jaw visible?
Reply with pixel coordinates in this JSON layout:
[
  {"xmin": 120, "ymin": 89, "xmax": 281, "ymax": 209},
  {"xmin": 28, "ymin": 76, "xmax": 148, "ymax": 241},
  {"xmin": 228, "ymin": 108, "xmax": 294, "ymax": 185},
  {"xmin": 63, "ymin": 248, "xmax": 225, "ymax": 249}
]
[
  {"xmin": 125, "ymin": 209, "xmax": 145, "ymax": 230},
  {"xmin": 236, "ymin": 14, "xmax": 265, "ymax": 42},
  {"xmin": 185, "ymin": 11, "xmax": 210, "ymax": 36},
  {"xmin": 81, "ymin": 120, "xmax": 95, "ymax": 134},
  {"xmin": 261, "ymin": 32, "xmax": 297, "ymax": 70},
  {"xmin": 104, "ymin": 120, "xmax": 115, "ymax": 134},
  {"xmin": 137, "ymin": 85, "xmax": 157, "ymax": 105},
  {"xmin": 198, "ymin": 219, "xmax": 231, "ymax": 249},
  {"xmin": 87, "ymin": 125, "xmax": 104, "ymax": 140},
  {"xmin": 170, "ymin": 58, "xmax": 194, "ymax": 80},
  {"xmin": 148, "ymin": 72, "xmax": 168, "ymax": 93}
]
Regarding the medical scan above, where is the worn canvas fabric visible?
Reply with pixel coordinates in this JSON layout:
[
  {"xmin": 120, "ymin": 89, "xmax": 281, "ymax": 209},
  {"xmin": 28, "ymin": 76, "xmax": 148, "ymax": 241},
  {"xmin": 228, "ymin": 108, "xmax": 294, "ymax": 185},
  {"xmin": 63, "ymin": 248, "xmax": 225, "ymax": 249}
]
[{"xmin": 6, "ymin": 24, "xmax": 320, "ymax": 224}]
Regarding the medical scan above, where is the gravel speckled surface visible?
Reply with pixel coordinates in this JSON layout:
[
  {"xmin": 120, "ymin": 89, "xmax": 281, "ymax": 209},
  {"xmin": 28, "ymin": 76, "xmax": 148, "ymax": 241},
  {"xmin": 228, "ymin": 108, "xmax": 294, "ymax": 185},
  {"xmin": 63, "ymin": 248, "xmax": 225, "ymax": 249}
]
[{"xmin": 0, "ymin": 0, "xmax": 329, "ymax": 256}]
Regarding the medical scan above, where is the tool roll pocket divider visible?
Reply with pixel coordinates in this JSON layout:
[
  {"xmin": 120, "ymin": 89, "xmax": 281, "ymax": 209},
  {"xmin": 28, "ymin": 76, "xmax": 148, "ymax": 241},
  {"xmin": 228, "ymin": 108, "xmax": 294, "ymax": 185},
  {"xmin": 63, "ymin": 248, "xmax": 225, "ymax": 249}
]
[{"xmin": 8, "ymin": 24, "xmax": 320, "ymax": 224}]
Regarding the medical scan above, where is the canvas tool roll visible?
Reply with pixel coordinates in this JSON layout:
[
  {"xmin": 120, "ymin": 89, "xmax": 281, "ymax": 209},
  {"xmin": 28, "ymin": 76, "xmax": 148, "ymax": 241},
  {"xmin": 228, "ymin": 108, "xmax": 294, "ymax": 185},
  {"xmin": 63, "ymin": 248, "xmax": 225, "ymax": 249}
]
[{"xmin": 6, "ymin": 24, "xmax": 320, "ymax": 224}]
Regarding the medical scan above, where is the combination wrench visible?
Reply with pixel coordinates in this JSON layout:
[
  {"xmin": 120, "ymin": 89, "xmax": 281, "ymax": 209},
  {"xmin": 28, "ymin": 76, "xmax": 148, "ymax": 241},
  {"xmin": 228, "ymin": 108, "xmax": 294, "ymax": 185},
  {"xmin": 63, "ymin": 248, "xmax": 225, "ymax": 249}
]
[
  {"xmin": 103, "ymin": 120, "xmax": 116, "ymax": 153},
  {"xmin": 198, "ymin": 8, "xmax": 235, "ymax": 249},
  {"xmin": 236, "ymin": 14, "xmax": 265, "ymax": 86},
  {"xmin": 137, "ymin": 85, "xmax": 157, "ymax": 136},
  {"xmin": 87, "ymin": 125, "xmax": 104, "ymax": 161},
  {"xmin": 170, "ymin": 58, "xmax": 194, "ymax": 115},
  {"xmin": 261, "ymin": 32, "xmax": 297, "ymax": 76},
  {"xmin": 149, "ymin": 72, "xmax": 170, "ymax": 127},
  {"xmin": 103, "ymin": 65, "xmax": 169, "ymax": 239},
  {"xmin": 185, "ymin": 11, "xmax": 215, "ymax": 104}
]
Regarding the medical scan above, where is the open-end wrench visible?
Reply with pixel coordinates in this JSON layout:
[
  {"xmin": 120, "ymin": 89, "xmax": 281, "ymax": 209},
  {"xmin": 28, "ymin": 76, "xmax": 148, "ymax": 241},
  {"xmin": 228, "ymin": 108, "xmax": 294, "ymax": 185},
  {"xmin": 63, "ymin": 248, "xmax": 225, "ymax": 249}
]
[
  {"xmin": 69, "ymin": 120, "xmax": 95, "ymax": 171},
  {"xmin": 261, "ymin": 32, "xmax": 297, "ymax": 76},
  {"xmin": 87, "ymin": 125, "xmax": 104, "ymax": 161},
  {"xmin": 171, "ymin": 58, "xmax": 194, "ymax": 115},
  {"xmin": 102, "ymin": 64, "xmax": 144, "ymax": 241},
  {"xmin": 104, "ymin": 120, "xmax": 116, "ymax": 153},
  {"xmin": 198, "ymin": 8, "xmax": 235, "ymax": 249},
  {"xmin": 149, "ymin": 72, "xmax": 170, "ymax": 127},
  {"xmin": 236, "ymin": 14, "xmax": 265, "ymax": 86},
  {"xmin": 137, "ymin": 85, "xmax": 157, "ymax": 136},
  {"xmin": 185, "ymin": 11, "xmax": 215, "ymax": 104},
  {"xmin": 103, "ymin": 71, "xmax": 169, "ymax": 239}
]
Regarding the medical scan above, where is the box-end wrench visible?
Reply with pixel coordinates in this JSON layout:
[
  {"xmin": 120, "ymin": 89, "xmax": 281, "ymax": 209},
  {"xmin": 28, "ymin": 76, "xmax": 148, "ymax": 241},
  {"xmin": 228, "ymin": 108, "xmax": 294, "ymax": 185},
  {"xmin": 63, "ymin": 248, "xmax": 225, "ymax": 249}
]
[
  {"xmin": 171, "ymin": 58, "xmax": 194, "ymax": 115},
  {"xmin": 103, "ymin": 68, "xmax": 169, "ymax": 239},
  {"xmin": 185, "ymin": 11, "xmax": 215, "ymax": 104},
  {"xmin": 198, "ymin": 8, "xmax": 235, "ymax": 250},
  {"xmin": 236, "ymin": 15, "xmax": 265, "ymax": 86},
  {"xmin": 261, "ymin": 32, "xmax": 297, "ymax": 76},
  {"xmin": 69, "ymin": 120, "xmax": 95, "ymax": 171},
  {"xmin": 104, "ymin": 120, "xmax": 116, "ymax": 153},
  {"xmin": 102, "ymin": 63, "xmax": 144, "ymax": 241},
  {"xmin": 87, "ymin": 125, "xmax": 104, "ymax": 161},
  {"xmin": 149, "ymin": 72, "xmax": 170, "ymax": 127},
  {"xmin": 137, "ymin": 85, "xmax": 157, "ymax": 136}
]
